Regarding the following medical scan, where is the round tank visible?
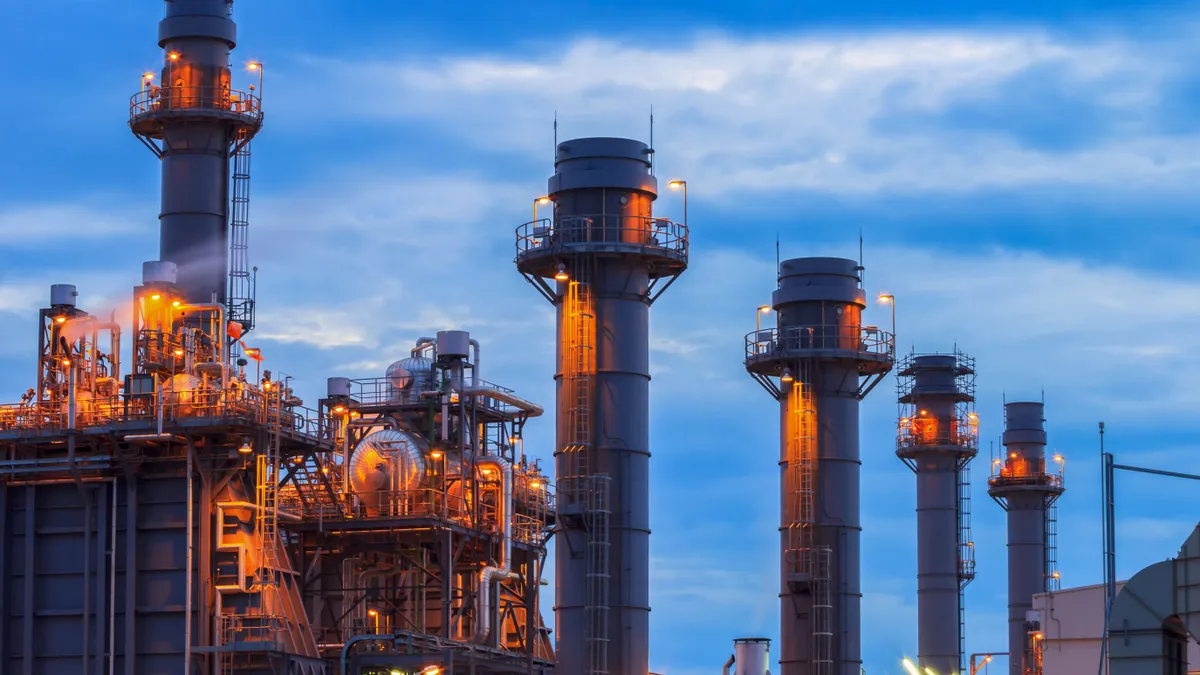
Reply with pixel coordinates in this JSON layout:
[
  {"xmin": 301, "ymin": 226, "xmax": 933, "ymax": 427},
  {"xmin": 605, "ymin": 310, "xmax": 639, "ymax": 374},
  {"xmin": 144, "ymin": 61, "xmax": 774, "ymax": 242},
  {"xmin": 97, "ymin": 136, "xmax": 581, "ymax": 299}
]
[
  {"xmin": 436, "ymin": 330, "xmax": 470, "ymax": 359},
  {"xmin": 386, "ymin": 356, "xmax": 434, "ymax": 400},
  {"xmin": 350, "ymin": 429, "xmax": 428, "ymax": 514},
  {"xmin": 50, "ymin": 284, "xmax": 78, "ymax": 307},
  {"xmin": 142, "ymin": 261, "xmax": 178, "ymax": 285},
  {"xmin": 164, "ymin": 374, "xmax": 205, "ymax": 416},
  {"xmin": 327, "ymin": 377, "xmax": 351, "ymax": 398},
  {"xmin": 734, "ymin": 638, "xmax": 770, "ymax": 675}
]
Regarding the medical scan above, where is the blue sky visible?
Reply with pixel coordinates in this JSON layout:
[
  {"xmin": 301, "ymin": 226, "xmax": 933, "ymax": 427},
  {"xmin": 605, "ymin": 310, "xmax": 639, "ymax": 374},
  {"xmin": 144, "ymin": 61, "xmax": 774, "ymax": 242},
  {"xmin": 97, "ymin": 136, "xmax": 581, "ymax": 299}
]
[{"xmin": 4, "ymin": 1, "xmax": 1200, "ymax": 673}]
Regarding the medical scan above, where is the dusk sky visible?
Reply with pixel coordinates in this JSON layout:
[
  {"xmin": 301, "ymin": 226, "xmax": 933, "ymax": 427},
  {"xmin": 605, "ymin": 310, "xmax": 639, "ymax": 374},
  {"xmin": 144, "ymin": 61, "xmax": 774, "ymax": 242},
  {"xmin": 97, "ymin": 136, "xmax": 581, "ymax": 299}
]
[{"xmin": 4, "ymin": 1, "xmax": 1200, "ymax": 673}]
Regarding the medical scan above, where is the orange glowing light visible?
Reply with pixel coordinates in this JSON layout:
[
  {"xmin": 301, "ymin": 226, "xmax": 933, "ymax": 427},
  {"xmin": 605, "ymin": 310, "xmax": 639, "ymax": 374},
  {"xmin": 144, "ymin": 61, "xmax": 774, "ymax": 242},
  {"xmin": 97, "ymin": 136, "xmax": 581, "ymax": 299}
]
[
  {"xmin": 150, "ymin": 293, "xmax": 161, "ymax": 301},
  {"xmin": 554, "ymin": 264, "xmax": 569, "ymax": 282},
  {"xmin": 333, "ymin": 405, "xmax": 346, "ymax": 414},
  {"xmin": 174, "ymin": 348, "xmax": 184, "ymax": 357},
  {"xmin": 537, "ymin": 197, "xmax": 551, "ymax": 205},
  {"xmin": 509, "ymin": 436, "xmax": 519, "ymax": 444},
  {"xmin": 321, "ymin": 467, "xmax": 329, "ymax": 474},
  {"xmin": 54, "ymin": 316, "xmax": 66, "ymax": 324},
  {"xmin": 481, "ymin": 468, "xmax": 493, "ymax": 475},
  {"xmin": 1010, "ymin": 452, "xmax": 1017, "ymax": 459},
  {"xmin": 263, "ymin": 382, "xmax": 272, "ymax": 391},
  {"xmin": 172, "ymin": 300, "xmax": 181, "ymax": 307},
  {"xmin": 431, "ymin": 451, "xmax": 443, "ymax": 459},
  {"xmin": 143, "ymin": 72, "xmax": 154, "ymax": 81},
  {"xmin": 367, "ymin": 609, "xmax": 378, "ymax": 617},
  {"xmin": 169, "ymin": 52, "xmax": 180, "ymax": 61},
  {"xmin": 758, "ymin": 305, "xmax": 771, "ymax": 314},
  {"xmin": 530, "ymin": 481, "xmax": 541, "ymax": 489},
  {"xmin": 668, "ymin": 180, "xmax": 685, "ymax": 189},
  {"xmin": 248, "ymin": 62, "xmax": 261, "ymax": 71},
  {"xmin": 61, "ymin": 359, "xmax": 71, "ymax": 367}
]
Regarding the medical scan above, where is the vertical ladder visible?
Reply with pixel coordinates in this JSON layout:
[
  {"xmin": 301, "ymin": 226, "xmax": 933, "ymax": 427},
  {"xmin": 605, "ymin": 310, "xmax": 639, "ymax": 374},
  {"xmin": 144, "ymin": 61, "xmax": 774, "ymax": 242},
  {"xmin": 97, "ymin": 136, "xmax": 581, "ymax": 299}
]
[
  {"xmin": 228, "ymin": 132, "xmax": 255, "ymax": 335},
  {"xmin": 785, "ymin": 372, "xmax": 816, "ymax": 580},
  {"xmin": 1045, "ymin": 498, "xmax": 1059, "ymax": 592},
  {"xmin": 586, "ymin": 475, "xmax": 611, "ymax": 675},
  {"xmin": 563, "ymin": 276, "xmax": 594, "ymax": 502},
  {"xmin": 957, "ymin": 460, "xmax": 976, "ymax": 673},
  {"xmin": 256, "ymin": 391, "xmax": 282, "ymax": 620},
  {"xmin": 811, "ymin": 547, "xmax": 833, "ymax": 675}
]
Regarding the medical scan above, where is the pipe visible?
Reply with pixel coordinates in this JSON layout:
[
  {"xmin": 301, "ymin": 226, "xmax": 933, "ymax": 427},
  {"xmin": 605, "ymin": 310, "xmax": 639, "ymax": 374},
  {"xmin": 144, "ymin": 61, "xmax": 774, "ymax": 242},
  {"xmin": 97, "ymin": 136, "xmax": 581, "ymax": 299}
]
[
  {"xmin": 218, "ymin": 500, "xmax": 303, "ymax": 522},
  {"xmin": 185, "ymin": 439, "xmax": 193, "ymax": 675},
  {"xmin": 461, "ymin": 386, "xmax": 544, "ymax": 418},
  {"xmin": 66, "ymin": 358, "xmax": 86, "ymax": 494},
  {"xmin": 174, "ymin": 303, "xmax": 226, "ymax": 368},
  {"xmin": 723, "ymin": 654, "xmax": 736, "ymax": 675},
  {"xmin": 412, "ymin": 337, "xmax": 436, "ymax": 358},
  {"xmin": 470, "ymin": 338, "xmax": 481, "ymax": 386},
  {"xmin": 340, "ymin": 634, "xmax": 393, "ymax": 674},
  {"xmin": 473, "ymin": 456, "xmax": 518, "ymax": 644},
  {"xmin": 109, "ymin": 478, "xmax": 117, "ymax": 675}
]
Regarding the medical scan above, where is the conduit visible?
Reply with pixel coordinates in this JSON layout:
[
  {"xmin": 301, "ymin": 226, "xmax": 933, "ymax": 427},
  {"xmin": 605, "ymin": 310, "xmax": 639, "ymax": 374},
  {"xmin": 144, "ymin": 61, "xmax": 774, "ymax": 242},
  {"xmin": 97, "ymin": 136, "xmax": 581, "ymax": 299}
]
[{"xmin": 473, "ymin": 456, "xmax": 519, "ymax": 644}]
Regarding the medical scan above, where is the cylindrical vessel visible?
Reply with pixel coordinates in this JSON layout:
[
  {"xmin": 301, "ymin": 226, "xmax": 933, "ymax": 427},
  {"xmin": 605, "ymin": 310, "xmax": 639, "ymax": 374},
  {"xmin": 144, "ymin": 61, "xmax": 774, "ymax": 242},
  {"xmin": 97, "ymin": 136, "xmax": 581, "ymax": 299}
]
[
  {"xmin": 130, "ymin": 1, "xmax": 262, "ymax": 305},
  {"xmin": 769, "ymin": 258, "xmax": 883, "ymax": 675},
  {"xmin": 326, "ymin": 377, "xmax": 351, "ymax": 398},
  {"xmin": 552, "ymin": 138, "xmax": 655, "ymax": 675},
  {"xmin": 988, "ymin": 401, "xmax": 1063, "ymax": 675},
  {"xmin": 896, "ymin": 354, "xmax": 977, "ymax": 674},
  {"xmin": 734, "ymin": 637, "xmax": 771, "ymax": 675},
  {"xmin": 50, "ymin": 284, "xmax": 78, "ymax": 307}
]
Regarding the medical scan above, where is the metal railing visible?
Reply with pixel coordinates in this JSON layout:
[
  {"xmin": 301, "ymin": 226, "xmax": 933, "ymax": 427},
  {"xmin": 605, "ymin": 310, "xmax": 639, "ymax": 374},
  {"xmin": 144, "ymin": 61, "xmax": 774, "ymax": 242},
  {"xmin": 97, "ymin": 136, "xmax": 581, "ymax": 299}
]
[
  {"xmin": 745, "ymin": 325, "xmax": 895, "ymax": 362},
  {"xmin": 130, "ymin": 85, "xmax": 263, "ymax": 123},
  {"xmin": 896, "ymin": 419, "xmax": 979, "ymax": 450},
  {"xmin": 515, "ymin": 215, "xmax": 689, "ymax": 259},
  {"xmin": 0, "ymin": 384, "xmax": 328, "ymax": 438},
  {"xmin": 989, "ymin": 461, "xmax": 1065, "ymax": 488}
]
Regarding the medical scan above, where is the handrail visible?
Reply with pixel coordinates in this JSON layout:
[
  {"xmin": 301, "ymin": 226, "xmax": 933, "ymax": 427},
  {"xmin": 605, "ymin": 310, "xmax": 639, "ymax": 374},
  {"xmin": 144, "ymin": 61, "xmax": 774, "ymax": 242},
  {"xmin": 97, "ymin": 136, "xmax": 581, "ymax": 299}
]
[
  {"xmin": 130, "ymin": 85, "xmax": 262, "ymax": 122},
  {"xmin": 745, "ymin": 325, "xmax": 895, "ymax": 362},
  {"xmin": 515, "ymin": 215, "xmax": 689, "ymax": 260}
]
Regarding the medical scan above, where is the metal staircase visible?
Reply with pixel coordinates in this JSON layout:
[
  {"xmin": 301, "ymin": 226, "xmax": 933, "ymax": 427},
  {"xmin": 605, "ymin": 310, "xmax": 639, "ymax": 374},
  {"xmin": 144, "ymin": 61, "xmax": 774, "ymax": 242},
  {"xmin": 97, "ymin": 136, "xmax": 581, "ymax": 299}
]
[{"xmin": 227, "ymin": 132, "xmax": 256, "ymax": 336}]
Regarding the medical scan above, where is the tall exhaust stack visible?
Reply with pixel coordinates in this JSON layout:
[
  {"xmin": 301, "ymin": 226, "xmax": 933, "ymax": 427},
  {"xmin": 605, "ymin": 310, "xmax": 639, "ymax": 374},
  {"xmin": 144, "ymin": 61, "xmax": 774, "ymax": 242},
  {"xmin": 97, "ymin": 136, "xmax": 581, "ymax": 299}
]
[
  {"xmin": 515, "ymin": 137, "xmax": 689, "ymax": 674},
  {"xmin": 896, "ymin": 352, "xmax": 979, "ymax": 674},
  {"xmin": 744, "ymin": 258, "xmax": 894, "ymax": 675},
  {"xmin": 130, "ymin": 0, "xmax": 263, "ymax": 306},
  {"xmin": 987, "ymin": 402, "xmax": 1065, "ymax": 675}
]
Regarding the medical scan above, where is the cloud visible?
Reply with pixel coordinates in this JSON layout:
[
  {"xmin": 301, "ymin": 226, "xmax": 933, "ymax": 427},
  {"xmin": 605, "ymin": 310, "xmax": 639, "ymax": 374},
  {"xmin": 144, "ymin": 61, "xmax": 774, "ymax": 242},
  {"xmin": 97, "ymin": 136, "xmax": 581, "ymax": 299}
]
[
  {"xmin": 278, "ymin": 25, "xmax": 1200, "ymax": 195},
  {"xmin": 0, "ymin": 203, "xmax": 141, "ymax": 246}
]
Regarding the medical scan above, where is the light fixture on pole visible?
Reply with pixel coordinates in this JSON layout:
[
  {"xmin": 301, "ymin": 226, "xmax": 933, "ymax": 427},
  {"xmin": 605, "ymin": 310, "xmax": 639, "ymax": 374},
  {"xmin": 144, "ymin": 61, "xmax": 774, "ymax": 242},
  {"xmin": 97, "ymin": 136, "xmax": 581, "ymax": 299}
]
[
  {"xmin": 756, "ymin": 304, "xmax": 771, "ymax": 332},
  {"xmin": 534, "ymin": 196, "xmax": 551, "ymax": 223},
  {"xmin": 878, "ymin": 293, "xmax": 896, "ymax": 339},
  {"xmin": 554, "ymin": 263, "xmax": 569, "ymax": 282},
  {"xmin": 668, "ymin": 180, "xmax": 687, "ymax": 227}
]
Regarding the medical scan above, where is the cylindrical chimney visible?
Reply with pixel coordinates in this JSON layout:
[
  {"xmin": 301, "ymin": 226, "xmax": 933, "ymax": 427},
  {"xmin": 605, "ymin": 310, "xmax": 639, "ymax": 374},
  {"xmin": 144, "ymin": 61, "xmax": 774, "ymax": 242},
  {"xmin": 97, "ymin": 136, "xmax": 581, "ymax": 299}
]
[
  {"xmin": 515, "ymin": 137, "xmax": 688, "ymax": 674},
  {"xmin": 896, "ymin": 352, "xmax": 978, "ymax": 674},
  {"xmin": 988, "ymin": 401, "xmax": 1065, "ymax": 675},
  {"xmin": 745, "ymin": 257, "xmax": 895, "ymax": 675},
  {"xmin": 130, "ymin": 0, "xmax": 262, "ymax": 305}
]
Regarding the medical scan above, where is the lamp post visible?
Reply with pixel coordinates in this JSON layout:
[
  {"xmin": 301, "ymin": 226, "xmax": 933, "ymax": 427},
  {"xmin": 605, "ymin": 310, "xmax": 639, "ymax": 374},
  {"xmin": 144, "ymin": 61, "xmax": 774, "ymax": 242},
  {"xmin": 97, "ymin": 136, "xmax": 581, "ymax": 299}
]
[
  {"xmin": 534, "ymin": 196, "xmax": 551, "ymax": 224},
  {"xmin": 668, "ymin": 180, "xmax": 687, "ymax": 227},
  {"xmin": 878, "ymin": 293, "xmax": 896, "ymax": 339},
  {"xmin": 969, "ymin": 652, "xmax": 1005, "ymax": 675},
  {"xmin": 248, "ymin": 62, "xmax": 263, "ymax": 110},
  {"xmin": 756, "ymin": 304, "xmax": 771, "ymax": 333}
]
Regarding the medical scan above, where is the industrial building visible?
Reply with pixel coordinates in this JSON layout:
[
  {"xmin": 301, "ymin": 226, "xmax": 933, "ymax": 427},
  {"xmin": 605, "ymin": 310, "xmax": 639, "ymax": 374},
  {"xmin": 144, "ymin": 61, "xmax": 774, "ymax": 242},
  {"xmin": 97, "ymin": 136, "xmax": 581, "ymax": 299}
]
[{"xmin": 5, "ymin": 2, "xmax": 1200, "ymax": 675}]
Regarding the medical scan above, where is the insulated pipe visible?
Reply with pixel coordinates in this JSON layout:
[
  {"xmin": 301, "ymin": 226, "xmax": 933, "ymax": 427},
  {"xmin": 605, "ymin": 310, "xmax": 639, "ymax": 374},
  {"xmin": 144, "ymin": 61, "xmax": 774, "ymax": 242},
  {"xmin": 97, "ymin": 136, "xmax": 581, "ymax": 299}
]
[
  {"xmin": 470, "ymin": 338, "xmax": 481, "ymax": 386},
  {"xmin": 461, "ymin": 386, "xmax": 545, "ymax": 418},
  {"xmin": 413, "ymin": 337, "xmax": 436, "ymax": 357},
  {"xmin": 473, "ymin": 456, "xmax": 517, "ymax": 644},
  {"xmin": 723, "ymin": 654, "xmax": 736, "ymax": 675},
  {"xmin": 174, "ymin": 303, "xmax": 227, "ymax": 366}
]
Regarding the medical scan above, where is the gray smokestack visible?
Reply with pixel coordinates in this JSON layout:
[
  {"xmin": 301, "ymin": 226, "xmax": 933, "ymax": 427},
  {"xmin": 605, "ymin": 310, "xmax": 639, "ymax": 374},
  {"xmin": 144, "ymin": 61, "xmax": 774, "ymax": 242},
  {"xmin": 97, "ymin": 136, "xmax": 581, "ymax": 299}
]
[
  {"xmin": 515, "ymin": 137, "xmax": 688, "ymax": 674},
  {"xmin": 745, "ymin": 257, "xmax": 894, "ymax": 675},
  {"xmin": 896, "ymin": 352, "xmax": 978, "ymax": 674},
  {"xmin": 130, "ymin": 0, "xmax": 262, "ymax": 304},
  {"xmin": 988, "ymin": 401, "xmax": 1065, "ymax": 675}
]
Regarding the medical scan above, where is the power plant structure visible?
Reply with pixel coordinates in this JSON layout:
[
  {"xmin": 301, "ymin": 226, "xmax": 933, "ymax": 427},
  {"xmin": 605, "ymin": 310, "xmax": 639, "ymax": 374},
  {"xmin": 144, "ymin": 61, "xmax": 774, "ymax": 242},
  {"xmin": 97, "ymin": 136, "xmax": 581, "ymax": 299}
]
[
  {"xmin": 0, "ymin": 2, "xmax": 556, "ymax": 673},
  {"xmin": 988, "ymin": 402, "xmax": 1066, "ymax": 675},
  {"xmin": 11, "ymin": 2, "xmax": 1200, "ymax": 675},
  {"xmin": 514, "ymin": 137, "xmax": 689, "ymax": 675},
  {"xmin": 895, "ymin": 352, "xmax": 978, "ymax": 674},
  {"xmin": 744, "ymin": 258, "xmax": 895, "ymax": 675}
]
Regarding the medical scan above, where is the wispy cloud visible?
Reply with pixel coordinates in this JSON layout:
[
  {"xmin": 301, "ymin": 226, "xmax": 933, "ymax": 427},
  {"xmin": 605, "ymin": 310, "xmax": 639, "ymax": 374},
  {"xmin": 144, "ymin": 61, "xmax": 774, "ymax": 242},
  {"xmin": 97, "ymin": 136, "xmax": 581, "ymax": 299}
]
[{"xmin": 279, "ymin": 25, "xmax": 1200, "ymax": 194}]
